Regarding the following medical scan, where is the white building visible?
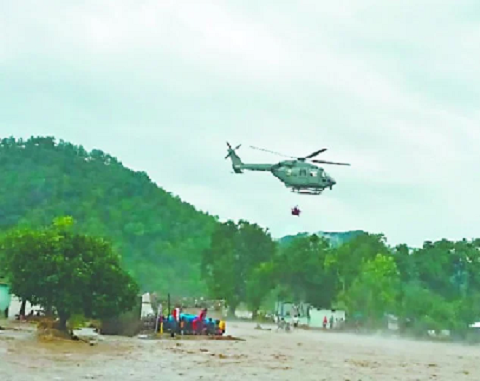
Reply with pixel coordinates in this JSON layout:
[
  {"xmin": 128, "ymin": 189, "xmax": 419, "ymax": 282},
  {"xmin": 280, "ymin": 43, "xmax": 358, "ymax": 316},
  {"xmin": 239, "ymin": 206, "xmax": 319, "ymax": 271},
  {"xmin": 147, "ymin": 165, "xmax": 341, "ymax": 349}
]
[
  {"xmin": 140, "ymin": 293, "xmax": 155, "ymax": 318},
  {"xmin": 7, "ymin": 295, "xmax": 42, "ymax": 319},
  {"xmin": 274, "ymin": 301, "xmax": 345, "ymax": 328}
]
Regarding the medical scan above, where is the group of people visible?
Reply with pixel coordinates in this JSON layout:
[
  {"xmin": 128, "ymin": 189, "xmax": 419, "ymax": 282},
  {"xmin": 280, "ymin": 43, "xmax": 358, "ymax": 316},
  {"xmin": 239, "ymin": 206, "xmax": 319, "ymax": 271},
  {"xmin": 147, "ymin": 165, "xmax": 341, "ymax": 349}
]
[
  {"xmin": 322, "ymin": 315, "xmax": 345, "ymax": 329},
  {"xmin": 275, "ymin": 304, "xmax": 345, "ymax": 331},
  {"xmin": 158, "ymin": 307, "xmax": 226, "ymax": 336}
]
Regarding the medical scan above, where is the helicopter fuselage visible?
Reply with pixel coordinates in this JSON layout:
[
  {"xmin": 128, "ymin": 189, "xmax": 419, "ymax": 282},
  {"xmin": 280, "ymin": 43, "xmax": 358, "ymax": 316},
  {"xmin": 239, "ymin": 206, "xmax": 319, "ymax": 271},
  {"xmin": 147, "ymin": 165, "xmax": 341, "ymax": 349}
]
[
  {"xmin": 226, "ymin": 144, "xmax": 340, "ymax": 195},
  {"xmin": 233, "ymin": 160, "xmax": 336, "ymax": 194}
]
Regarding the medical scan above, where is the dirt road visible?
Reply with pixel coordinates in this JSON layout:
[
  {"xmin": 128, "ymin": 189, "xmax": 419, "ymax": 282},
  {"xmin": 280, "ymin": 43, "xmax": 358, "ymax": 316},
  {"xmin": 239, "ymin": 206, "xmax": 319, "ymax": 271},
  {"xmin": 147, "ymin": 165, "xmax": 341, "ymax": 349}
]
[{"xmin": 0, "ymin": 321, "xmax": 478, "ymax": 380}]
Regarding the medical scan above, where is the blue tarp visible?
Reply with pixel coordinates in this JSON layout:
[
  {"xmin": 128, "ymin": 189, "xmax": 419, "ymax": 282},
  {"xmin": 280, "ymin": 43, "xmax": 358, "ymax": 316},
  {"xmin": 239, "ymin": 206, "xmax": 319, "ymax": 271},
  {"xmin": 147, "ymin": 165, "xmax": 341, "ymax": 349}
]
[{"xmin": 165, "ymin": 313, "xmax": 210, "ymax": 323}]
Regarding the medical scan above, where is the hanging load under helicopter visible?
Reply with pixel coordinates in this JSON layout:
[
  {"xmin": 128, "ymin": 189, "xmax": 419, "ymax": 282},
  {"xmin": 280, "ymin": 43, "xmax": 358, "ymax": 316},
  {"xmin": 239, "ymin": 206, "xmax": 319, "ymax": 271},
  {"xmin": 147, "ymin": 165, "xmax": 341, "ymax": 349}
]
[
  {"xmin": 291, "ymin": 206, "xmax": 301, "ymax": 216},
  {"xmin": 225, "ymin": 142, "xmax": 350, "ymax": 195}
]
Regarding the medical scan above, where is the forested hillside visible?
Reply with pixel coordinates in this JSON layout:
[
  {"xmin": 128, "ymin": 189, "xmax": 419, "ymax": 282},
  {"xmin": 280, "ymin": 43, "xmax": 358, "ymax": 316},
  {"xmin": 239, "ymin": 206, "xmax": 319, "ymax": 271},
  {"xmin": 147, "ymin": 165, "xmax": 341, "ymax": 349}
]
[{"xmin": 0, "ymin": 136, "xmax": 218, "ymax": 295}]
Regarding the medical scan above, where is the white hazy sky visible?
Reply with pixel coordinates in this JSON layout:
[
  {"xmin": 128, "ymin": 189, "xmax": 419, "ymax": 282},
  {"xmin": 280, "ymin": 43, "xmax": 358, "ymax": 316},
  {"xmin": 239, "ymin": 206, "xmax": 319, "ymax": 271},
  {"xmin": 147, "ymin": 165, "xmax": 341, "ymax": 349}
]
[{"xmin": 1, "ymin": 0, "xmax": 479, "ymax": 247}]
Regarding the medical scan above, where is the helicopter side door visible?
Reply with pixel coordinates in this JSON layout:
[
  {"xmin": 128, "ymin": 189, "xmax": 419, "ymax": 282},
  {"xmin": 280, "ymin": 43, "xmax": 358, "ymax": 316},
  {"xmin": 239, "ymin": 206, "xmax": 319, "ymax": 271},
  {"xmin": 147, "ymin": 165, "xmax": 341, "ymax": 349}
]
[{"xmin": 296, "ymin": 168, "xmax": 308, "ymax": 186}]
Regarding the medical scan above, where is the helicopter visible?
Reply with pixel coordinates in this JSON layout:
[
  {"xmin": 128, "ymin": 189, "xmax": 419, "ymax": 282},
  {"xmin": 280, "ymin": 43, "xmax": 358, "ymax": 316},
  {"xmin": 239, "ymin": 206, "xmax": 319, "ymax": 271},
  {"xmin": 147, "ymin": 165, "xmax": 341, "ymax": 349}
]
[{"xmin": 225, "ymin": 142, "xmax": 350, "ymax": 195}]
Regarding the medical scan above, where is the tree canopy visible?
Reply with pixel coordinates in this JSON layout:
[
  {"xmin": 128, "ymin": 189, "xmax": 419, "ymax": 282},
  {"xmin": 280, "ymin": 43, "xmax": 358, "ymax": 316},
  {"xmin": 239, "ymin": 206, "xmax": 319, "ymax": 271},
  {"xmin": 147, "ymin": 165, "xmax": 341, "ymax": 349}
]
[
  {"xmin": 0, "ymin": 216, "xmax": 139, "ymax": 329},
  {"xmin": 201, "ymin": 220, "xmax": 276, "ymax": 316},
  {"xmin": 203, "ymin": 220, "xmax": 480, "ymax": 337}
]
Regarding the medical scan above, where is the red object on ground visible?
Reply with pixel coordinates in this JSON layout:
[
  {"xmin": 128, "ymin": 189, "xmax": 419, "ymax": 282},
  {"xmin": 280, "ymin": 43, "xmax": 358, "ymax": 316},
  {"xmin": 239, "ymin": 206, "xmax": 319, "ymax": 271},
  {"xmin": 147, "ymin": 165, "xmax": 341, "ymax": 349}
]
[
  {"xmin": 192, "ymin": 308, "xmax": 208, "ymax": 334},
  {"xmin": 291, "ymin": 206, "xmax": 301, "ymax": 216}
]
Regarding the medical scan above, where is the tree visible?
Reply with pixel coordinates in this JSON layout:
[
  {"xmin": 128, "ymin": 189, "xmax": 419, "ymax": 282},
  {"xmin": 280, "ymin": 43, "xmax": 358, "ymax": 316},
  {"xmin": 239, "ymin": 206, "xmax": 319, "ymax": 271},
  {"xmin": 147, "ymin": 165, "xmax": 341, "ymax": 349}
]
[
  {"xmin": 398, "ymin": 282, "xmax": 458, "ymax": 334},
  {"xmin": 201, "ymin": 220, "xmax": 276, "ymax": 315},
  {"xmin": 413, "ymin": 239, "xmax": 474, "ymax": 301},
  {"xmin": 1, "ymin": 217, "xmax": 139, "ymax": 331},
  {"xmin": 245, "ymin": 261, "xmax": 277, "ymax": 318},
  {"xmin": 201, "ymin": 221, "xmax": 238, "ymax": 312},
  {"xmin": 391, "ymin": 243, "xmax": 417, "ymax": 283},
  {"xmin": 275, "ymin": 234, "xmax": 335, "ymax": 307},
  {"xmin": 342, "ymin": 253, "xmax": 400, "ymax": 327},
  {"xmin": 325, "ymin": 232, "xmax": 390, "ymax": 294}
]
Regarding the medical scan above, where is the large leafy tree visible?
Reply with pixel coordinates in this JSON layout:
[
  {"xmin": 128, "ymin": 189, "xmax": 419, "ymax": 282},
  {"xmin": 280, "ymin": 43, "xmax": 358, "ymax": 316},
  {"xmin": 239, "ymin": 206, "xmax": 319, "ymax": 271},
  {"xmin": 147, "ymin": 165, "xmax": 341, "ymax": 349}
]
[
  {"xmin": 245, "ymin": 261, "xmax": 277, "ymax": 317},
  {"xmin": 398, "ymin": 282, "xmax": 458, "ymax": 333},
  {"xmin": 342, "ymin": 253, "xmax": 400, "ymax": 326},
  {"xmin": 325, "ymin": 232, "xmax": 390, "ymax": 294},
  {"xmin": 1, "ymin": 216, "xmax": 139, "ymax": 330},
  {"xmin": 201, "ymin": 220, "xmax": 276, "ymax": 314},
  {"xmin": 412, "ymin": 239, "xmax": 480, "ymax": 301},
  {"xmin": 275, "ymin": 234, "xmax": 336, "ymax": 308},
  {"xmin": 201, "ymin": 221, "xmax": 238, "ymax": 310},
  {"xmin": 391, "ymin": 243, "xmax": 417, "ymax": 283},
  {"xmin": 414, "ymin": 239, "xmax": 460, "ymax": 300},
  {"xmin": 402, "ymin": 238, "xmax": 480, "ymax": 333}
]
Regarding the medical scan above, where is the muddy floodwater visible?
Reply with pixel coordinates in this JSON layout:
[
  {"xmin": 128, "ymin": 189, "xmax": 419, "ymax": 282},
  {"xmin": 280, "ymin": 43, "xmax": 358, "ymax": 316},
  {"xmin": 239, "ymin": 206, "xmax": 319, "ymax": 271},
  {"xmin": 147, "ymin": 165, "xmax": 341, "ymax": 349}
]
[{"xmin": 1, "ymin": 321, "xmax": 479, "ymax": 380}]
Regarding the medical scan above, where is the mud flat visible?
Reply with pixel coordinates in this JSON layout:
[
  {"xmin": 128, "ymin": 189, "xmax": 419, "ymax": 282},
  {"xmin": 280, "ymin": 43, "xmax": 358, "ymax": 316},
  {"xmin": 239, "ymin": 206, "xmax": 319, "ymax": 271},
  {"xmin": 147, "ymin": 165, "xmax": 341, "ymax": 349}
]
[{"xmin": 1, "ymin": 321, "xmax": 479, "ymax": 380}]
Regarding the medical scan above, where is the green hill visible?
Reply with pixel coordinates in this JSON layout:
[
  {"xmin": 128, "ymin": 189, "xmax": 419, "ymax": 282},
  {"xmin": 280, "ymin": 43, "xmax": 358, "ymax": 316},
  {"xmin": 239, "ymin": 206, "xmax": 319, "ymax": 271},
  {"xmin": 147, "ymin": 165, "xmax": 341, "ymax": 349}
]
[
  {"xmin": 0, "ymin": 136, "xmax": 218, "ymax": 296},
  {"xmin": 278, "ymin": 230, "xmax": 365, "ymax": 247}
]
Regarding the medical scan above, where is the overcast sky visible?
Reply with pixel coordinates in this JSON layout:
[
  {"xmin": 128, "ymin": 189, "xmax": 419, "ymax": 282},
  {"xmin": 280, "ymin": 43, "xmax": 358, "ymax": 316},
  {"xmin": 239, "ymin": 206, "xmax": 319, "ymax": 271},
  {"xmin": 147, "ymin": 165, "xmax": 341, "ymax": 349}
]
[{"xmin": 2, "ymin": 1, "xmax": 479, "ymax": 247}]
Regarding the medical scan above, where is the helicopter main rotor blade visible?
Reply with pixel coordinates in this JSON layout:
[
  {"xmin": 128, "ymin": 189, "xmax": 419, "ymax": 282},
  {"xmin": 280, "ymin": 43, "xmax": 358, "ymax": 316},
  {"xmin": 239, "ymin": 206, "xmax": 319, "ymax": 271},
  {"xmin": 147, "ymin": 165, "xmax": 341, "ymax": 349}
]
[
  {"xmin": 250, "ymin": 145, "xmax": 330, "ymax": 161},
  {"xmin": 300, "ymin": 148, "xmax": 327, "ymax": 160},
  {"xmin": 227, "ymin": 142, "xmax": 241, "ymax": 149},
  {"xmin": 312, "ymin": 159, "xmax": 350, "ymax": 166},
  {"xmin": 249, "ymin": 145, "xmax": 294, "ymax": 159},
  {"xmin": 225, "ymin": 142, "xmax": 231, "ymax": 159}
]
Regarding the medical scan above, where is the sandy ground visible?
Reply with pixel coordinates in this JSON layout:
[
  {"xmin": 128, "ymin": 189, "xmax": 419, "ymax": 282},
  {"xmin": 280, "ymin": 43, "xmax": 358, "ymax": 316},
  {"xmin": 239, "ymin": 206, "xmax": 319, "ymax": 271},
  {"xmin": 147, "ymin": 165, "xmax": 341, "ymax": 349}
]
[{"xmin": 1, "ymin": 321, "xmax": 479, "ymax": 381}]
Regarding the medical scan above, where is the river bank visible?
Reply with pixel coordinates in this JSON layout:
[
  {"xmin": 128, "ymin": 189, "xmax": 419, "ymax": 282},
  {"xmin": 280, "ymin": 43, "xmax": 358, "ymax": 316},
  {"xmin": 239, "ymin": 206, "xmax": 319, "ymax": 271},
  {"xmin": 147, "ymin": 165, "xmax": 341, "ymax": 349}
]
[{"xmin": 1, "ymin": 320, "xmax": 478, "ymax": 380}]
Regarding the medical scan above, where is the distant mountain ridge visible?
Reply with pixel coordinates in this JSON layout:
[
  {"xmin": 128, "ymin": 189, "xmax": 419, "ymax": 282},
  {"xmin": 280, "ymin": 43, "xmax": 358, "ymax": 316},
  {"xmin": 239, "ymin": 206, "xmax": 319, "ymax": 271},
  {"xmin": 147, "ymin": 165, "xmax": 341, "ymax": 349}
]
[{"xmin": 277, "ymin": 230, "xmax": 365, "ymax": 247}]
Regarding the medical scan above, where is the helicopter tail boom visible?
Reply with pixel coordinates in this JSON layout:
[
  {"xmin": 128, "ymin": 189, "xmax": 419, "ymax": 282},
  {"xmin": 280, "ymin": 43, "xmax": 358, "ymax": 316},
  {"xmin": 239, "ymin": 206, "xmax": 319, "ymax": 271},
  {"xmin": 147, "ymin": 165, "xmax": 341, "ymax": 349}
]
[{"xmin": 226, "ymin": 142, "xmax": 274, "ymax": 173}]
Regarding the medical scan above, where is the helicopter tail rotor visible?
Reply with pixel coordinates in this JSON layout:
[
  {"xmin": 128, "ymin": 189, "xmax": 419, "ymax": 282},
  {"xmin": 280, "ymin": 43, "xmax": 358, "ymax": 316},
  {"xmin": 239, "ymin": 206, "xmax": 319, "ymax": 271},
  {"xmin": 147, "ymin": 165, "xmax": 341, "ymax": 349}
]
[{"xmin": 225, "ymin": 142, "xmax": 241, "ymax": 159}]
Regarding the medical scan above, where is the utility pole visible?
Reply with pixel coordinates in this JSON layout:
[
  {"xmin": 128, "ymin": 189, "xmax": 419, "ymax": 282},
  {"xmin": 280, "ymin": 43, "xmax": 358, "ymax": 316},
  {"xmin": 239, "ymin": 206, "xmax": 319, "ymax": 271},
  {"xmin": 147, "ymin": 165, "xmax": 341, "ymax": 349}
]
[{"xmin": 167, "ymin": 293, "xmax": 171, "ymax": 317}]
